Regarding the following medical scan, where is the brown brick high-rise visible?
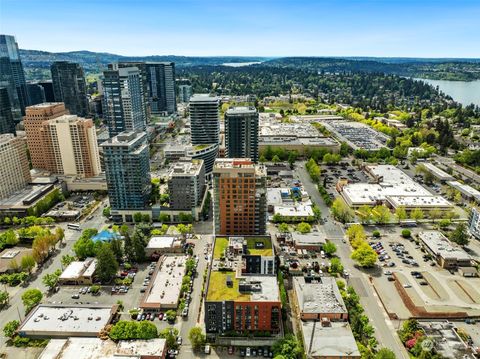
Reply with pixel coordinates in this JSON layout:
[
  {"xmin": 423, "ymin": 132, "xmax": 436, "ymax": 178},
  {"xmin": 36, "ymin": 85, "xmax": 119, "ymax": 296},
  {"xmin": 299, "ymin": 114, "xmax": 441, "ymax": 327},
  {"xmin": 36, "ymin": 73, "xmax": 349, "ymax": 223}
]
[
  {"xmin": 213, "ymin": 158, "xmax": 267, "ymax": 235},
  {"xmin": 24, "ymin": 103, "xmax": 67, "ymax": 172}
]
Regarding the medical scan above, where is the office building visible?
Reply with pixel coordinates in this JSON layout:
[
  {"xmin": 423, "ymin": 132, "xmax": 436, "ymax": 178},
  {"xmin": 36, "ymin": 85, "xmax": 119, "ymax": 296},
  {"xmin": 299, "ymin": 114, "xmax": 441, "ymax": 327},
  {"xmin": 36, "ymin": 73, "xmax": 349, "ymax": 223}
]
[
  {"xmin": 146, "ymin": 62, "xmax": 177, "ymax": 115},
  {"xmin": 23, "ymin": 103, "xmax": 68, "ymax": 171},
  {"xmin": 0, "ymin": 87, "xmax": 15, "ymax": 134},
  {"xmin": 101, "ymin": 131, "xmax": 151, "ymax": 218},
  {"xmin": 102, "ymin": 66, "xmax": 147, "ymax": 137},
  {"xmin": 190, "ymin": 94, "xmax": 220, "ymax": 145},
  {"xmin": 38, "ymin": 81, "xmax": 55, "ymax": 102},
  {"xmin": 418, "ymin": 231, "xmax": 472, "ymax": 269},
  {"xmin": 168, "ymin": 159, "xmax": 206, "ymax": 210},
  {"xmin": 0, "ymin": 134, "xmax": 31, "ymax": 199},
  {"xmin": 0, "ymin": 35, "xmax": 29, "ymax": 120},
  {"xmin": 213, "ymin": 158, "xmax": 267, "ymax": 235},
  {"xmin": 178, "ymin": 83, "xmax": 192, "ymax": 103},
  {"xmin": 51, "ymin": 61, "xmax": 89, "ymax": 117},
  {"xmin": 26, "ymin": 82, "xmax": 46, "ymax": 105},
  {"xmin": 225, "ymin": 106, "xmax": 259, "ymax": 162}
]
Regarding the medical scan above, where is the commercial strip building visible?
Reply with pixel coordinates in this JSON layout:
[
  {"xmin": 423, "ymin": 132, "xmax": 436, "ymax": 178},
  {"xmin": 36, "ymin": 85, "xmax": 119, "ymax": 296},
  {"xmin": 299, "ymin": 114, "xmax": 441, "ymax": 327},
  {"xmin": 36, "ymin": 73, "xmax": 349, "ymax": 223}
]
[
  {"xmin": 0, "ymin": 134, "xmax": 31, "ymax": 199},
  {"xmin": 421, "ymin": 162, "xmax": 455, "ymax": 182},
  {"xmin": 0, "ymin": 247, "xmax": 33, "ymax": 273},
  {"xmin": 301, "ymin": 321, "xmax": 360, "ymax": 359},
  {"xmin": 320, "ymin": 120, "xmax": 389, "ymax": 150},
  {"xmin": 339, "ymin": 165, "xmax": 452, "ymax": 211},
  {"xmin": 290, "ymin": 232, "xmax": 327, "ymax": 251},
  {"xmin": 225, "ymin": 106, "xmax": 259, "ymax": 162},
  {"xmin": 38, "ymin": 338, "xmax": 167, "ymax": 359},
  {"xmin": 259, "ymin": 114, "xmax": 340, "ymax": 155},
  {"xmin": 18, "ymin": 304, "xmax": 118, "ymax": 338},
  {"xmin": 50, "ymin": 61, "xmax": 89, "ymax": 117},
  {"xmin": 145, "ymin": 236, "xmax": 183, "ymax": 257},
  {"xmin": 58, "ymin": 258, "xmax": 97, "ymax": 285},
  {"xmin": 293, "ymin": 276, "xmax": 347, "ymax": 321},
  {"xmin": 213, "ymin": 158, "xmax": 267, "ymax": 235},
  {"xmin": 418, "ymin": 231, "xmax": 473, "ymax": 270},
  {"xmin": 446, "ymin": 180, "xmax": 480, "ymax": 204},
  {"xmin": 101, "ymin": 131, "xmax": 151, "ymax": 222},
  {"xmin": 140, "ymin": 255, "xmax": 186, "ymax": 310}
]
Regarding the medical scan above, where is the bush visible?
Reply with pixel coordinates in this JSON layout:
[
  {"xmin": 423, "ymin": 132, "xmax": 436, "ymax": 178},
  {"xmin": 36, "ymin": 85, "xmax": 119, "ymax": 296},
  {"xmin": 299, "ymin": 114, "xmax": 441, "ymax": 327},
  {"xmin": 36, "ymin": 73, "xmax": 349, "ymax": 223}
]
[
  {"xmin": 3, "ymin": 320, "xmax": 19, "ymax": 338},
  {"xmin": 372, "ymin": 230, "xmax": 381, "ymax": 238},
  {"xmin": 401, "ymin": 229, "xmax": 411, "ymax": 238}
]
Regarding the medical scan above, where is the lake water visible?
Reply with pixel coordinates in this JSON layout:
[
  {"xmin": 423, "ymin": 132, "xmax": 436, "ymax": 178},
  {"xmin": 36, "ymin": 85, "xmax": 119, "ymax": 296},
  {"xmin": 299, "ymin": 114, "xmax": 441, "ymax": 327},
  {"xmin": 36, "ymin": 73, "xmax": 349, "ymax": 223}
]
[
  {"xmin": 222, "ymin": 61, "xmax": 262, "ymax": 67},
  {"xmin": 415, "ymin": 78, "xmax": 480, "ymax": 107}
]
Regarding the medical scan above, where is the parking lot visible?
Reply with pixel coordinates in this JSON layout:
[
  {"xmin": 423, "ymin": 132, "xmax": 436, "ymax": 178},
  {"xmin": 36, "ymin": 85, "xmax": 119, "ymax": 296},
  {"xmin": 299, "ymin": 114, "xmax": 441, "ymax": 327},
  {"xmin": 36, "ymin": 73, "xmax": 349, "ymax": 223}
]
[
  {"xmin": 320, "ymin": 162, "xmax": 369, "ymax": 198},
  {"xmin": 369, "ymin": 226, "xmax": 480, "ymax": 319}
]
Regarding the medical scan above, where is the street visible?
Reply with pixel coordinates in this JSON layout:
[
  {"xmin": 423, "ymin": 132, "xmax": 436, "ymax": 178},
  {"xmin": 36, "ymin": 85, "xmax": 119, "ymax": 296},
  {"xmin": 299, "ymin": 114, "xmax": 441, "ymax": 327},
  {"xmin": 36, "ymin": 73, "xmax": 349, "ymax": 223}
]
[{"xmin": 294, "ymin": 162, "xmax": 409, "ymax": 359}]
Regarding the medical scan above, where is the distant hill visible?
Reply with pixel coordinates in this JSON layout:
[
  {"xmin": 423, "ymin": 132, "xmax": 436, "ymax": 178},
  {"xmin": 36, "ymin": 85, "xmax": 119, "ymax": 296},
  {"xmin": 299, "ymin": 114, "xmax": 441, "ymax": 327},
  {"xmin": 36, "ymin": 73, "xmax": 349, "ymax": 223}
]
[{"xmin": 20, "ymin": 49, "xmax": 480, "ymax": 81}]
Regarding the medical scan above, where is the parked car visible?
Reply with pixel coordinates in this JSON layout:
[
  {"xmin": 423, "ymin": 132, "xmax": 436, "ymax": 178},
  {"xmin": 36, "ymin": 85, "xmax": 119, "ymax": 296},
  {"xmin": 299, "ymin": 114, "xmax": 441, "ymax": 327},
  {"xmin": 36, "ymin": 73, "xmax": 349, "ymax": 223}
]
[
  {"xmin": 176, "ymin": 336, "xmax": 182, "ymax": 345},
  {"xmin": 71, "ymin": 294, "xmax": 80, "ymax": 299}
]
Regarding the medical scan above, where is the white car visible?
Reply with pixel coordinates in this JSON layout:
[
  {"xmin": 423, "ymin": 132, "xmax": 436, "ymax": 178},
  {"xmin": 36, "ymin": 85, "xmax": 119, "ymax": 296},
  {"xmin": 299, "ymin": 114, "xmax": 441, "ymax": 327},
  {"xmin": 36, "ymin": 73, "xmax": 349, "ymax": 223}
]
[{"xmin": 403, "ymin": 284, "xmax": 412, "ymax": 288}]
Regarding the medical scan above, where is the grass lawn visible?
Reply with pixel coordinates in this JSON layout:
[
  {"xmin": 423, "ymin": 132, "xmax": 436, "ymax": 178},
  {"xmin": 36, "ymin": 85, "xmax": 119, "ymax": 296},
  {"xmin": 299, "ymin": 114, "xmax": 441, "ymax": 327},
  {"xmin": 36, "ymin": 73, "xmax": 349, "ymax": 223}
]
[
  {"xmin": 247, "ymin": 237, "xmax": 273, "ymax": 256},
  {"xmin": 214, "ymin": 237, "xmax": 229, "ymax": 259},
  {"xmin": 207, "ymin": 271, "xmax": 250, "ymax": 301}
]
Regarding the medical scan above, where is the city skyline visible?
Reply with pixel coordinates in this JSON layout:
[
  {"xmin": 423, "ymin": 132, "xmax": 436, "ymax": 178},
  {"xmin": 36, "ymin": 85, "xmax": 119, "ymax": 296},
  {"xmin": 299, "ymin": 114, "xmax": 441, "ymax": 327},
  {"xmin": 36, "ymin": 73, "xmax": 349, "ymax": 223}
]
[{"xmin": 1, "ymin": 0, "xmax": 480, "ymax": 58}]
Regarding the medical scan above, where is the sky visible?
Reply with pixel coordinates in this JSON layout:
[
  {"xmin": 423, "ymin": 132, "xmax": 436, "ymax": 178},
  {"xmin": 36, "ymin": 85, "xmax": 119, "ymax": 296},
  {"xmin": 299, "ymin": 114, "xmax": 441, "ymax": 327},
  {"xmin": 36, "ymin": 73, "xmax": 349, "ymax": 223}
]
[{"xmin": 1, "ymin": 0, "xmax": 480, "ymax": 58}]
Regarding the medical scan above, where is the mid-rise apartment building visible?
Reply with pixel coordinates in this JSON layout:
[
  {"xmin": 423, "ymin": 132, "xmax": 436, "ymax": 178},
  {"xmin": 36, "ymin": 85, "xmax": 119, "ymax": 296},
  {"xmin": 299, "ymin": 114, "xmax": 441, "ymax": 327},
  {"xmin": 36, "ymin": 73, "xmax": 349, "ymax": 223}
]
[
  {"xmin": 168, "ymin": 159, "xmax": 206, "ymax": 211},
  {"xmin": 213, "ymin": 158, "xmax": 267, "ymax": 235},
  {"xmin": 225, "ymin": 106, "xmax": 259, "ymax": 162},
  {"xmin": 468, "ymin": 207, "xmax": 480, "ymax": 240},
  {"xmin": 0, "ymin": 134, "xmax": 31, "ymax": 199}
]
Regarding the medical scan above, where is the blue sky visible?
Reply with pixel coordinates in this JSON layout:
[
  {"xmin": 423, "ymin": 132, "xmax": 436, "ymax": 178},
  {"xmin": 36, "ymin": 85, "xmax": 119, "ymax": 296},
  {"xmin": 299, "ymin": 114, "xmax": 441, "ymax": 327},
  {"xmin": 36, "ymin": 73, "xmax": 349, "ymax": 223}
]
[{"xmin": 1, "ymin": 0, "xmax": 479, "ymax": 57}]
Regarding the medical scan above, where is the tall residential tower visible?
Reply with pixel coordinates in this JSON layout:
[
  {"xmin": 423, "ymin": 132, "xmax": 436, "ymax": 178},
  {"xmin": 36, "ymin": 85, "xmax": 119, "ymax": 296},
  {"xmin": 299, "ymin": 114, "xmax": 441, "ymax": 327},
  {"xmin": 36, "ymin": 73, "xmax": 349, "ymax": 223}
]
[
  {"xmin": 51, "ymin": 61, "xmax": 89, "ymax": 117},
  {"xmin": 102, "ymin": 66, "xmax": 147, "ymax": 137},
  {"xmin": 224, "ymin": 106, "xmax": 259, "ymax": 162}
]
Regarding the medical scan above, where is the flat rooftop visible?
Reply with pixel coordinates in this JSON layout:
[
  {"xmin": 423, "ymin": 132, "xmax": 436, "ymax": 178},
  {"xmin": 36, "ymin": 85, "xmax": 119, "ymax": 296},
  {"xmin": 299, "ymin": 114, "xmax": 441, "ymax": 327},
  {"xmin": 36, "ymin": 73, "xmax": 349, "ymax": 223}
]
[
  {"xmin": 246, "ymin": 236, "xmax": 273, "ymax": 256},
  {"xmin": 60, "ymin": 259, "xmax": 96, "ymax": 280},
  {"xmin": 422, "ymin": 162, "xmax": 455, "ymax": 181},
  {"xmin": 302, "ymin": 321, "xmax": 360, "ymax": 358},
  {"xmin": 447, "ymin": 180, "xmax": 480, "ymax": 202},
  {"xmin": 418, "ymin": 231, "xmax": 471, "ymax": 261},
  {"xmin": 207, "ymin": 271, "xmax": 280, "ymax": 302},
  {"xmin": 321, "ymin": 120, "xmax": 388, "ymax": 150},
  {"xmin": 190, "ymin": 94, "xmax": 219, "ymax": 103},
  {"xmin": 0, "ymin": 247, "xmax": 32, "ymax": 273},
  {"xmin": 341, "ymin": 165, "xmax": 451, "ymax": 208},
  {"xmin": 146, "ymin": 236, "xmax": 177, "ymax": 250},
  {"xmin": 226, "ymin": 106, "xmax": 257, "ymax": 115},
  {"xmin": 39, "ymin": 338, "xmax": 166, "ymax": 359},
  {"xmin": 291, "ymin": 232, "xmax": 327, "ymax": 246},
  {"xmin": 274, "ymin": 204, "xmax": 314, "ymax": 217},
  {"xmin": 0, "ymin": 184, "xmax": 54, "ymax": 208},
  {"xmin": 141, "ymin": 255, "xmax": 185, "ymax": 308},
  {"xmin": 294, "ymin": 277, "xmax": 347, "ymax": 314},
  {"xmin": 18, "ymin": 304, "xmax": 115, "ymax": 336}
]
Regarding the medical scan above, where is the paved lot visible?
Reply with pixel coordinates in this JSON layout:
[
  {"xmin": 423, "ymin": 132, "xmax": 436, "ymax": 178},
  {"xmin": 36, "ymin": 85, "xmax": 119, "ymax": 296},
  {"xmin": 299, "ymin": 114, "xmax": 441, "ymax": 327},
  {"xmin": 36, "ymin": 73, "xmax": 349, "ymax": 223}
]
[{"xmin": 369, "ymin": 226, "xmax": 480, "ymax": 318}]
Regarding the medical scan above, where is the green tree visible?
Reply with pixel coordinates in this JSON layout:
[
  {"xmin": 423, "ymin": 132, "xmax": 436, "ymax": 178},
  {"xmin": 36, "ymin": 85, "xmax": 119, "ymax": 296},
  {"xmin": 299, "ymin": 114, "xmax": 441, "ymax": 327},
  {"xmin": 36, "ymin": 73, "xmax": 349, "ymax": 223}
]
[
  {"xmin": 372, "ymin": 205, "xmax": 391, "ymax": 224},
  {"xmin": 55, "ymin": 227, "xmax": 65, "ymax": 243},
  {"xmin": 351, "ymin": 243, "xmax": 378, "ymax": 267},
  {"xmin": 410, "ymin": 208, "xmax": 424, "ymax": 221},
  {"xmin": 438, "ymin": 218, "xmax": 451, "ymax": 229},
  {"xmin": 401, "ymin": 229, "xmax": 411, "ymax": 238},
  {"xmin": 329, "ymin": 257, "xmax": 344, "ymax": 274},
  {"xmin": 103, "ymin": 207, "xmax": 111, "ymax": 217},
  {"xmin": 375, "ymin": 348, "xmax": 396, "ymax": 359},
  {"xmin": 272, "ymin": 334, "xmax": 302, "ymax": 358},
  {"xmin": 450, "ymin": 223, "xmax": 469, "ymax": 246},
  {"xmin": 188, "ymin": 327, "xmax": 206, "ymax": 351},
  {"xmin": 322, "ymin": 241, "xmax": 337, "ymax": 256},
  {"xmin": 20, "ymin": 255, "xmax": 36, "ymax": 273},
  {"xmin": 357, "ymin": 205, "xmax": 373, "ymax": 224},
  {"xmin": 296, "ymin": 222, "xmax": 312, "ymax": 234},
  {"xmin": 21, "ymin": 288, "xmax": 43, "ymax": 314},
  {"xmin": 42, "ymin": 269, "xmax": 62, "ymax": 291},
  {"xmin": 159, "ymin": 327, "xmax": 179, "ymax": 349},
  {"xmin": 96, "ymin": 243, "xmax": 119, "ymax": 282},
  {"xmin": 278, "ymin": 223, "xmax": 290, "ymax": 233},
  {"xmin": 109, "ymin": 320, "xmax": 158, "ymax": 340},
  {"xmin": 110, "ymin": 239, "xmax": 124, "ymax": 263},
  {"xmin": 331, "ymin": 198, "xmax": 354, "ymax": 223},
  {"xmin": 133, "ymin": 212, "xmax": 143, "ymax": 223},
  {"xmin": 61, "ymin": 254, "xmax": 75, "ymax": 268},
  {"xmin": 346, "ymin": 224, "xmax": 366, "ymax": 241},
  {"xmin": 3, "ymin": 320, "xmax": 19, "ymax": 338},
  {"xmin": 166, "ymin": 309, "xmax": 177, "ymax": 322},
  {"xmin": 0, "ymin": 290, "xmax": 9, "ymax": 307},
  {"xmin": 395, "ymin": 206, "xmax": 407, "ymax": 223},
  {"xmin": 272, "ymin": 155, "xmax": 281, "ymax": 163}
]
